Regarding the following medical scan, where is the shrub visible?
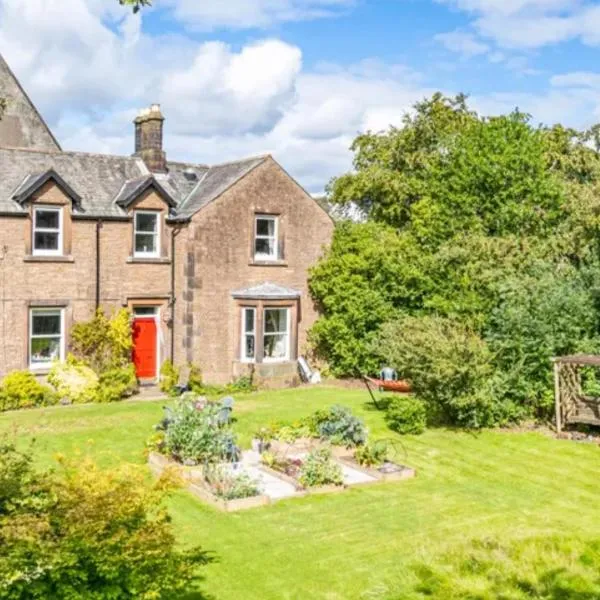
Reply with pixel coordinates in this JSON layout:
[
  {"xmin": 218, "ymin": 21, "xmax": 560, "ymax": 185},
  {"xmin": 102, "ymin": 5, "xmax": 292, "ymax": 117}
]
[
  {"xmin": 0, "ymin": 371, "xmax": 56, "ymax": 412},
  {"xmin": 0, "ymin": 440, "xmax": 210, "ymax": 599},
  {"xmin": 96, "ymin": 364, "xmax": 138, "ymax": 403},
  {"xmin": 188, "ymin": 363, "xmax": 203, "ymax": 393},
  {"xmin": 47, "ymin": 358, "xmax": 99, "ymax": 404},
  {"xmin": 354, "ymin": 441, "xmax": 389, "ymax": 467},
  {"xmin": 299, "ymin": 448, "xmax": 343, "ymax": 488},
  {"xmin": 385, "ymin": 396, "xmax": 427, "ymax": 435},
  {"xmin": 70, "ymin": 308, "xmax": 132, "ymax": 373},
  {"xmin": 375, "ymin": 315, "xmax": 498, "ymax": 428},
  {"xmin": 308, "ymin": 405, "xmax": 367, "ymax": 447},
  {"xmin": 204, "ymin": 466, "xmax": 261, "ymax": 500},
  {"xmin": 159, "ymin": 399, "xmax": 240, "ymax": 465},
  {"xmin": 159, "ymin": 360, "xmax": 179, "ymax": 395}
]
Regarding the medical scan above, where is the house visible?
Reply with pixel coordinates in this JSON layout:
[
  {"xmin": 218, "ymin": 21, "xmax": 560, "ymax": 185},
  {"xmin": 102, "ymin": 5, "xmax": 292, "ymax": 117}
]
[{"xmin": 0, "ymin": 53, "xmax": 334, "ymax": 386}]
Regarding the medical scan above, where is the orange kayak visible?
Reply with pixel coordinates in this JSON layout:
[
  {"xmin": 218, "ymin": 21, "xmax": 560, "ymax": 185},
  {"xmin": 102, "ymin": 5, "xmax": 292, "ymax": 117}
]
[{"xmin": 364, "ymin": 376, "xmax": 412, "ymax": 394}]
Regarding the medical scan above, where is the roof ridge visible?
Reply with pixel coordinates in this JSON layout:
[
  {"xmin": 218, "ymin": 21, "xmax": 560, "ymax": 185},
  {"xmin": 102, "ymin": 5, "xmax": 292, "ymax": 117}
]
[
  {"xmin": 0, "ymin": 145, "xmax": 143, "ymax": 162},
  {"xmin": 166, "ymin": 159, "xmax": 210, "ymax": 169},
  {"xmin": 208, "ymin": 153, "xmax": 270, "ymax": 169}
]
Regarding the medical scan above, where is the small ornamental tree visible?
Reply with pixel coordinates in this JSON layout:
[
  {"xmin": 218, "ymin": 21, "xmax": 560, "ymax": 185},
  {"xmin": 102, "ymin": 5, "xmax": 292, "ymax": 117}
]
[
  {"xmin": 0, "ymin": 440, "xmax": 211, "ymax": 600},
  {"xmin": 71, "ymin": 308, "xmax": 133, "ymax": 373}
]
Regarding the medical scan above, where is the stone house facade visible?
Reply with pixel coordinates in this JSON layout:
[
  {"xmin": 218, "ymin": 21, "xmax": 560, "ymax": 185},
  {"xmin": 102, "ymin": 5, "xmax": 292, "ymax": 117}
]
[{"xmin": 0, "ymin": 54, "xmax": 334, "ymax": 385}]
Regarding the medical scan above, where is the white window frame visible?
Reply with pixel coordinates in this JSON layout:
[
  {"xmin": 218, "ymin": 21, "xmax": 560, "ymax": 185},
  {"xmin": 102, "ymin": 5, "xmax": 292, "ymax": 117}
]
[
  {"xmin": 254, "ymin": 215, "xmax": 279, "ymax": 261},
  {"xmin": 29, "ymin": 308, "xmax": 65, "ymax": 370},
  {"xmin": 263, "ymin": 307, "xmax": 290, "ymax": 363},
  {"xmin": 32, "ymin": 206, "xmax": 63, "ymax": 257},
  {"xmin": 133, "ymin": 210, "xmax": 161, "ymax": 259},
  {"xmin": 240, "ymin": 307, "xmax": 256, "ymax": 362}
]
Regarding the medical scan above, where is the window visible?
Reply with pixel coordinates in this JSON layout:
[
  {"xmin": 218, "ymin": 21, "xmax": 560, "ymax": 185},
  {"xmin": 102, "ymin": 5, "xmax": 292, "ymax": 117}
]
[
  {"xmin": 241, "ymin": 307, "xmax": 256, "ymax": 362},
  {"xmin": 134, "ymin": 211, "xmax": 160, "ymax": 258},
  {"xmin": 33, "ymin": 206, "xmax": 62, "ymax": 256},
  {"xmin": 263, "ymin": 308, "xmax": 290, "ymax": 362},
  {"xmin": 254, "ymin": 215, "xmax": 278, "ymax": 261},
  {"xmin": 30, "ymin": 308, "xmax": 64, "ymax": 369}
]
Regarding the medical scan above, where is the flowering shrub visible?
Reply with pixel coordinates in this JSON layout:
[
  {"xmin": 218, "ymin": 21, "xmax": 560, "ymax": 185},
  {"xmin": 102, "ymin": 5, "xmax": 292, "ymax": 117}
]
[{"xmin": 47, "ymin": 359, "xmax": 99, "ymax": 404}]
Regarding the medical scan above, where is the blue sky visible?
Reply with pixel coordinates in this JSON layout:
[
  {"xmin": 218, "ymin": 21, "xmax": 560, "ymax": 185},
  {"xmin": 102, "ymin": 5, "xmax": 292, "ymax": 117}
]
[{"xmin": 2, "ymin": 0, "xmax": 600, "ymax": 191}]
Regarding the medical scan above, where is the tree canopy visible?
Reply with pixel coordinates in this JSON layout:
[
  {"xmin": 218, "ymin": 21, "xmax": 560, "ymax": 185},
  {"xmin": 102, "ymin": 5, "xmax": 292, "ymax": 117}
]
[{"xmin": 310, "ymin": 93, "xmax": 600, "ymax": 426}]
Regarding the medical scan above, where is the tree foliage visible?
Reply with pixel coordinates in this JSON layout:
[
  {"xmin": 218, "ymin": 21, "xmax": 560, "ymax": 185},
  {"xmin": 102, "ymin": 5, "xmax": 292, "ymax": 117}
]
[
  {"xmin": 0, "ymin": 440, "xmax": 210, "ymax": 599},
  {"xmin": 310, "ymin": 93, "xmax": 600, "ymax": 425}
]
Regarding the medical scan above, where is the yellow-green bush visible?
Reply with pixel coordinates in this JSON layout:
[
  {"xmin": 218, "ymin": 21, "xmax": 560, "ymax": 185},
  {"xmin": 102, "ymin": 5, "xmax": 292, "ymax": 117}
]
[
  {"xmin": 70, "ymin": 308, "xmax": 133, "ymax": 372},
  {"xmin": 0, "ymin": 371, "xmax": 57, "ymax": 412},
  {"xmin": 96, "ymin": 365, "xmax": 138, "ymax": 403},
  {"xmin": 0, "ymin": 440, "xmax": 211, "ymax": 599},
  {"xmin": 47, "ymin": 359, "xmax": 99, "ymax": 404},
  {"xmin": 159, "ymin": 360, "xmax": 179, "ymax": 395}
]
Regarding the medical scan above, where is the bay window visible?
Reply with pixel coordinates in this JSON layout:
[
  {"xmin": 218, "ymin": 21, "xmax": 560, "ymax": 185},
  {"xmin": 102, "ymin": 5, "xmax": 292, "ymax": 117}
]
[
  {"xmin": 30, "ymin": 308, "xmax": 64, "ymax": 369},
  {"xmin": 263, "ymin": 307, "xmax": 290, "ymax": 362},
  {"xmin": 134, "ymin": 211, "xmax": 160, "ymax": 258},
  {"xmin": 241, "ymin": 307, "xmax": 256, "ymax": 362},
  {"xmin": 33, "ymin": 206, "xmax": 62, "ymax": 256}
]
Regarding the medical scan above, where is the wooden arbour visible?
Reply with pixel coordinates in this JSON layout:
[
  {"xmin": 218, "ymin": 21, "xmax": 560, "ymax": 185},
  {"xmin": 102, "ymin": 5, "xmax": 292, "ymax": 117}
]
[{"xmin": 553, "ymin": 355, "xmax": 600, "ymax": 433}]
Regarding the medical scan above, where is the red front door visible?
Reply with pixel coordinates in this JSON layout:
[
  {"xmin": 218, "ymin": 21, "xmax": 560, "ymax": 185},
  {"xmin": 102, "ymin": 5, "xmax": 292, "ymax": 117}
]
[{"xmin": 132, "ymin": 317, "xmax": 157, "ymax": 379}]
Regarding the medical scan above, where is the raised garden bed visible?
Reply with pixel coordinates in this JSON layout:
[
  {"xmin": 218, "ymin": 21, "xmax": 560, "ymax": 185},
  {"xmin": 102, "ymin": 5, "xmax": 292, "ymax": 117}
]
[
  {"xmin": 337, "ymin": 455, "xmax": 416, "ymax": 482},
  {"xmin": 148, "ymin": 452, "xmax": 270, "ymax": 512}
]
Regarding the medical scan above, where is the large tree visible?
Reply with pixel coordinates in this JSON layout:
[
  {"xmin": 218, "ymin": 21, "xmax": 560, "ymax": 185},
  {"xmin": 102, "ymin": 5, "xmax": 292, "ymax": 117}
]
[{"xmin": 310, "ymin": 94, "xmax": 600, "ymax": 424}]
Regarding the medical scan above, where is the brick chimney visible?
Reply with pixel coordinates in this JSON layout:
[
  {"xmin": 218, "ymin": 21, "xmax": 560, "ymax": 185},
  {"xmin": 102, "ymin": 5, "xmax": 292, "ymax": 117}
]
[{"xmin": 134, "ymin": 104, "xmax": 167, "ymax": 173}]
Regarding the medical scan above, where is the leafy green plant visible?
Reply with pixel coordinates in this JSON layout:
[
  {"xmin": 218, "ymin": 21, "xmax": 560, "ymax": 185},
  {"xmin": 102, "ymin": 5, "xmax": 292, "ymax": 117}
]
[
  {"xmin": 159, "ymin": 399, "xmax": 240, "ymax": 464},
  {"xmin": 159, "ymin": 360, "xmax": 179, "ymax": 395},
  {"xmin": 0, "ymin": 440, "xmax": 211, "ymax": 599},
  {"xmin": 308, "ymin": 405, "xmax": 368, "ymax": 447},
  {"xmin": 385, "ymin": 396, "xmax": 427, "ymax": 435},
  {"xmin": 0, "ymin": 371, "xmax": 57, "ymax": 412},
  {"xmin": 354, "ymin": 441, "xmax": 389, "ymax": 467},
  {"xmin": 96, "ymin": 364, "xmax": 138, "ymax": 403},
  {"xmin": 299, "ymin": 448, "xmax": 343, "ymax": 488},
  {"xmin": 47, "ymin": 358, "xmax": 99, "ymax": 404},
  {"xmin": 204, "ymin": 467, "xmax": 261, "ymax": 500},
  {"xmin": 70, "ymin": 308, "xmax": 132, "ymax": 373}
]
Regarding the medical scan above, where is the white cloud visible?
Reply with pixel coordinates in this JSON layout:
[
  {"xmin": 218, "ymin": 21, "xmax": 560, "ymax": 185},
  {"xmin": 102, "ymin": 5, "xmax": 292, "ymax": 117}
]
[
  {"xmin": 438, "ymin": 0, "xmax": 600, "ymax": 49},
  {"xmin": 435, "ymin": 30, "xmax": 489, "ymax": 56},
  {"xmin": 163, "ymin": 0, "xmax": 355, "ymax": 30}
]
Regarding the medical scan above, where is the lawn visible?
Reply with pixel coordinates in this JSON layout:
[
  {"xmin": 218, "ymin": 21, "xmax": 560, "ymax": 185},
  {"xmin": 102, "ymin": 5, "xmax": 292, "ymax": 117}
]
[{"xmin": 1, "ymin": 386, "xmax": 599, "ymax": 599}]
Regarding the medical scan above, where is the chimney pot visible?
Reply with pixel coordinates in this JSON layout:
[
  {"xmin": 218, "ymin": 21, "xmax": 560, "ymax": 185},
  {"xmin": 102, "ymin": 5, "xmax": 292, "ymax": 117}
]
[{"xmin": 134, "ymin": 103, "xmax": 166, "ymax": 173}]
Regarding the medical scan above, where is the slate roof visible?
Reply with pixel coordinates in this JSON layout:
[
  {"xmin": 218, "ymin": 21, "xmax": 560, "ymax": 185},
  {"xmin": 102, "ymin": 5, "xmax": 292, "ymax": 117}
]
[
  {"xmin": 0, "ymin": 146, "xmax": 267, "ymax": 220},
  {"xmin": 231, "ymin": 282, "xmax": 302, "ymax": 300}
]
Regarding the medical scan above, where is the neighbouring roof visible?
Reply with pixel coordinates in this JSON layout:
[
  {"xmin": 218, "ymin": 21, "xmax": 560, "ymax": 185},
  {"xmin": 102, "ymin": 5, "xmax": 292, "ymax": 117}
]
[
  {"xmin": 0, "ymin": 54, "xmax": 61, "ymax": 151},
  {"xmin": 231, "ymin": 282, "xmax": 302, "ymax": 300},
  {"xmin": 0, "ymin": 147, "xmax": 267, "ymax": 219}
]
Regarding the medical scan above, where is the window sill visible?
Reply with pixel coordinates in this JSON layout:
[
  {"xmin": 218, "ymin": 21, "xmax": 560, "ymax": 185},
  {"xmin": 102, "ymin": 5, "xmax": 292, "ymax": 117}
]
[
  {"xmin": 249, "ymin": 259, "xmax": 288, "ymax": 267},
  {"xmin": 127, "ymin": 257, "xmax": 171, "ymax": 264},
  {"xmin": 24, "ymin": 255, "xmax": 74, "ymax": 263}
]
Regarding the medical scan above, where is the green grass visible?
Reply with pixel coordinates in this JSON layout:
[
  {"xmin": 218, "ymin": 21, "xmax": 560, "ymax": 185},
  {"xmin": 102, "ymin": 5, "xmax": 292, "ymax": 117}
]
[{"xmin": 1, "ymin": 386, "xmax": 599, "ymax": 600}]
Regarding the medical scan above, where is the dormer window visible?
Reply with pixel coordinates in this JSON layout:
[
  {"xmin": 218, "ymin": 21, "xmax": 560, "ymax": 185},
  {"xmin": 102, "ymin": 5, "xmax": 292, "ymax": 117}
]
[
  {"xmin": 134, "ymin": 211, "xmax": 160, "ymax": 258},
  {"xmin": 33, "ymin": 206, "xmax": 62, "ymax": 256},
  {"xmin": 254, "ymin": 215, "xmax": 278, "ymax": 261}
]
